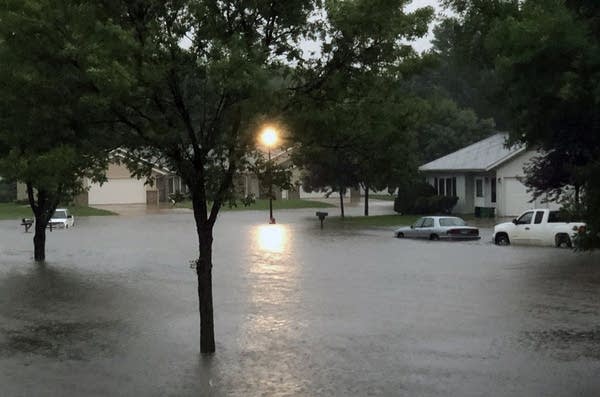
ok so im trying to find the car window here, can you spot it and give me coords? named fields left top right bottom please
left=412, top=218, right=425, bottom=228
left=534, top=211, right=544, bottom=224
left=516, top=211, right=534, bottom=225
left=422, top=218, right=434, bottom=228
left=53, top=210, right=67, bottom=218
left=439, top=217, right=466, bottom=227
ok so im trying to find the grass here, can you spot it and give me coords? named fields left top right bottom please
left=369, top=194, right=396, bottom=201
left=328, top=214, right=420, bottom=228
left=175, top=198, right=335, bottom=211
left=0, top=202, right=116, bottom=220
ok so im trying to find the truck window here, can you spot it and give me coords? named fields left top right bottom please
left=534, top=211, right=544, bottom=224
left=548, top=211, right=567, bottom=223
left=516, top=211, right=534, bottom=225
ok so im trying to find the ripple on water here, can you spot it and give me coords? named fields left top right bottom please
left=519, top=328, right=600, bottom=360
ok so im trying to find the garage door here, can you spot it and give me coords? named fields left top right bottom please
left=88, top=178, right=147, bottom=205
left=503, top=177, right=534, bottom=216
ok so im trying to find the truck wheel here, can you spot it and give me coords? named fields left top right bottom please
left=555, top=234, right=572, bottom=248
left=495, top=233, right=510, bottom=246
left=430, top=234, right=439, bottom=241
left=396, top=232, right=404, bottom=238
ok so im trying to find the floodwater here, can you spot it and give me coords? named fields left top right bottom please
left=1, top=208, right=599, bottom=396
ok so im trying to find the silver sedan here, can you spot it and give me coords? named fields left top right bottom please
left=394, top=216, right=480, bottom=241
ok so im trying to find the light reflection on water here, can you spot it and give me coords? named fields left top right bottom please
left=256, top=224, right=288, bottom=253
left=243, top=223, right=301, bottom=343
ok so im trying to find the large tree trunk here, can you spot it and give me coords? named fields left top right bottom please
left=197, top=226, right=215, bottom=353
left=192, top=195, right=216, bottom=354
left=364, top=186, right=369, bottom=216
left=339, top=189, right=345, bottom=218
left=33, top=216, right=47, bottom=262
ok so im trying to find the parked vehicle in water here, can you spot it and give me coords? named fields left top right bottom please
left=49, top=208, right=75, bottom=229
left=394, top=216, right=480, bottom=241
left=493, top=209, right=585, bottom=247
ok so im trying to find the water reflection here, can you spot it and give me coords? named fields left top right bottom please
left=256, top=224, right=288, bottom=253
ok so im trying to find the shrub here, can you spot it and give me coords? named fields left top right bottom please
left=394, top=190, right=458, bottom=215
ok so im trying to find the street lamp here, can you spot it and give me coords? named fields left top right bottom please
left=260, top=127, right=278, bottom=224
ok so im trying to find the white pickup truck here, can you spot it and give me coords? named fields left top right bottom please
left=493, top=209, right=585, bottom=247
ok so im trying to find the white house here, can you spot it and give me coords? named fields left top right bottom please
left=419, top=133, right=559, bottom=217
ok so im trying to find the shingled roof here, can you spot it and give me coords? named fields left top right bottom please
left=419, top=133, right=525, bottom=172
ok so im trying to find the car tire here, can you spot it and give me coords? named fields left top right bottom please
left=495, top=233, right=510, bottom=246
left=430, top=234, right=439, bottom=241
left=555, top=234, right=572, bottom=248
left=396, top=232, right=404, bottom=238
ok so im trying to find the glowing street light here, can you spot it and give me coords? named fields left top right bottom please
left=260, top=127, right=278, bottom=224
left=260, top=127, right=278, bottom=147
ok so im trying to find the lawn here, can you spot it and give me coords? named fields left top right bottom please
left=369, top=194, right=396, bottom=201
left=0, top=203, right=117, bottom=220
left=328, top=214, right=419, bottom=228
left=175, top=199, right=335, bottom=211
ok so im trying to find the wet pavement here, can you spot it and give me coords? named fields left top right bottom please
left=1, top=207, right=600, bottom=396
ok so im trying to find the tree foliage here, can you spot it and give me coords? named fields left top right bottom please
left=0, top=0, right=113, bottom=261
left=440, top=0, right=600, bottom=248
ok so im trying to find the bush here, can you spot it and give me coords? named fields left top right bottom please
left=394, top=188, right=458, bottom=215
left=394, top=182, right=436, bottom=213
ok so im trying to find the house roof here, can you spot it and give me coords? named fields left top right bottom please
left=419, top=133, right=525, bottom=173
left=111, top=149, right=172, bottom=176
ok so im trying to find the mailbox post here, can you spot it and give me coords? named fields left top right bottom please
left=316, top=211, right=328, bottom=229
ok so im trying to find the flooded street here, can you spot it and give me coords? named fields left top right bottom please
left=1, top=208, right=600, bottom=396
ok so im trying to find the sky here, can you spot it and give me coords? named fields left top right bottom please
left=406, top=0, right=445, bottom=52
left=298, top=0, right=446, bottom=58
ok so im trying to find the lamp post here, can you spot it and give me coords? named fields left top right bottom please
left=260, top=127, right=278, bottom=224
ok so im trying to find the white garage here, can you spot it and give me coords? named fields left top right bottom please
left=501, top=177, right=534, bottom=216
left=88, top=178, right=147, bottom=205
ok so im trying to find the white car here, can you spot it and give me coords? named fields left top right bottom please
left=493, top=209, right=585, bottom=247
left=49, top=208, right=75, bottom=229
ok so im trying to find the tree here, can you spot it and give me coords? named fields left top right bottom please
left=441, top=0, right=600, bottom=248
left=0, top=1, right=112, bottom=261
left=77, top=0, right=435, bottom=353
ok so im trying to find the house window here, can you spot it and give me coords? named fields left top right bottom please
left=439, top=179, right=445, bottom=196
left=434, top=178, right=438, bottom=193
left=476, top=179, right=483, bottom=198
left=491, top=178, right=497, bottom=203
left=452, top=177, right=457, bottom=197
left=445, top=178, right=452, bottom=196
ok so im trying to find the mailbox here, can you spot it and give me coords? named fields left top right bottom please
left=315, top=211, right=328, bottom=229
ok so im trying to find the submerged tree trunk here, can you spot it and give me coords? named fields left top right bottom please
left=196, top=226, right=215, bottom=353
left=27, top=184, right=55, bottom=263
left=33, top=216, right=47, bottom=262
left=192, top=194, right=216, bottom=354
left=339, top=189, right=345, bottom=218
left=364, top=186, right=369, bottom=216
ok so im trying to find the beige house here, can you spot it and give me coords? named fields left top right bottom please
left=17, top=154, right=184, bottom=206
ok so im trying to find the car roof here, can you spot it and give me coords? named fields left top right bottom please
left=420, top=216, right=463, bottom=220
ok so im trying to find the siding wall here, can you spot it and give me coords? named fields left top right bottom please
left=495, top=150, right=560, bottom=216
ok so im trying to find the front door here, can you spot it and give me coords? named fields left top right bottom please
left=417, top=217, right=435, bottom=239
left=474, top=177, right=485, bottom=208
